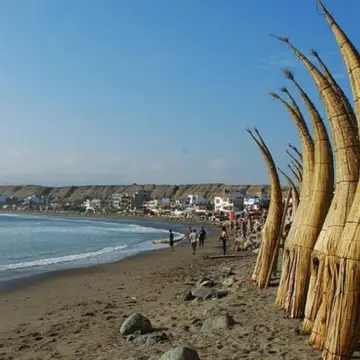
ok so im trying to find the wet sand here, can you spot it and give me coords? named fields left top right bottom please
left=0, top=227, right=322, bottom=360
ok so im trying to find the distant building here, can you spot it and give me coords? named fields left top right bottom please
left=131, top=190, right=151, bottom=209
left=0, top=193, right=6, bottom=204
left=214, top=190, right=244, bottom=212
left=187, top=194, right=208, bottom=206
left=23, top=195, right=41, bottom=205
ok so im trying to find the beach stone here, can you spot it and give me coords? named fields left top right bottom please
left=201, top=312, right=234, bottom=332
left=120, top=313, right=153, bottom=335
left=215, top=290, right=229, bottom=299
left=192, top=286, right=216, bottom=300
left=221, top=266, right=235, bottom=276
left=180, top=292, right=195, bottom=301
left=199, top=280, right=214, bottom=287
left=159, top=346, right=200, bottom=360
left=132, top=331, right=168, bottom=346
left=252, top=248, right=259, bottom=254
left=222, top=276, right=235, bottom=287
left=196, top=277, right=212, bottom=287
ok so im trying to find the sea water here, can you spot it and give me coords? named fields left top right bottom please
left=0, top=213, right=186, bottom=285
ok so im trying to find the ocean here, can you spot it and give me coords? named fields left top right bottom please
left=0, top=213, right=187, bottom=286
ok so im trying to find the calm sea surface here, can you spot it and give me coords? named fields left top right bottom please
left=0, top=213, right=188, bottom=285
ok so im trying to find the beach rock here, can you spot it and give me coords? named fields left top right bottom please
left=132, top=331, right=168, bottom=346
left=196, top=277, right=213, bottom=287
left=252, top=248, right=259, bottom=254
left=199, top=280, right=214, bottom=287
left=120, top=313, right=153, bottom=335
left=180, top=292, right=195, bottom=301
left=201, top=312, right=234, bottom=332
left=159, top=346, right=200, bottom=360
left=222, top=276, right=235, bottom=287
left=221, top=266, right=234, bottom=276
left=192, top=286, right=216, bottom=300
left=215, top=290, right=229, bottom=299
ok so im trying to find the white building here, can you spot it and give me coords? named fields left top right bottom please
left=145, top=199, right=159, bottom=210
left=214, top=190, right=244, bottom=212
left=0, top=193, right=6, bottom=204
left=243, top=196, right=261, bottom=210
left=187, top=194, right=207, bottom=206
left=214, top=196, right=231, bottom=212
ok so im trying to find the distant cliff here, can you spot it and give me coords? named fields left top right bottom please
left=0, top=184, right=289, bottom=202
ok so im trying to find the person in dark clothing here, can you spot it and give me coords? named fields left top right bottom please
left=198, top=227, right=206, bottom=248
left=169, top=229, right=174, bottom=251
left=219, top=226, right=229, bottom=256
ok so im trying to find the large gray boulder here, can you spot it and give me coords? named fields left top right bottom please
left=201, top=312, right=234, bottom=332
left=159, top=347, right=200, bottom=360
left=119, top=313, right=153, bottom=335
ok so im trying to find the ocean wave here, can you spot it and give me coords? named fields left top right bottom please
left=0, top=244, right=129, bottom=271
left=0, top=224, right=179, bottom=236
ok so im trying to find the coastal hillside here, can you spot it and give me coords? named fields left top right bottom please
left=0, top=184, right=289, bottom=201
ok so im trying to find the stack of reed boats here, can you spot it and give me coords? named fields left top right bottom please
left=248, top=1, right=360, bottom=358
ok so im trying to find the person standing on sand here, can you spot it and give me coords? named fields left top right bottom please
left=219, top=226, right=229, bottom=256
left=169, top=229, right=174, bottom=251
left=198, top=227, right=206, bottom=248
left=189, top=229, right=198, bottom=255
left=186, top=226, right=192, bottom=241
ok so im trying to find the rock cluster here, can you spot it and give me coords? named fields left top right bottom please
left=120, top=313, right=169, bottom=347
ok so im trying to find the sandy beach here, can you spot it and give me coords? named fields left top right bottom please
left=0, top=221, right=323, bottom=360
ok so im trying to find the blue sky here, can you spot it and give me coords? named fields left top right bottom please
left=0, top=0, right=359, bottom=186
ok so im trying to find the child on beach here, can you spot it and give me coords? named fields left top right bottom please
left=219, top=226, right=229, bottom=256
left=189, top=229, right=198, bottom=255
left=169, top=229, right=174, bottom=251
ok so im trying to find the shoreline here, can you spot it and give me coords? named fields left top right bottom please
left=0, top=212, right=216, bottom=295
left=0, top=223, right=322, bottom=360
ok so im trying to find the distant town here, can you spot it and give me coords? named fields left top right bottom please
left=0, top=186, right=279, bottom=220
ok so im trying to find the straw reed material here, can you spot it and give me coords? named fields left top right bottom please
left=309, top=2, right=360, bottom=358
left=247, top=128, right=283, bottom=289
left=288, top=163, right=302, bottom=190
left=286, top=150, right=303, bottom=171
left=270, top=90, right=315, bottom=313
left=280, top=69, right=335, bottom=320
left=288, top=144, right=303, bottom=162
left=317, top=0, right=360, bottom=137
left=310, top=49, right=357, bottom=132
left=273, top=37, right=359, bottom=322
left=278, top=167, right=300, bottom=215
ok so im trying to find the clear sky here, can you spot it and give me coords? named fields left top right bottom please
left=0, top=0, right=359, bottom=186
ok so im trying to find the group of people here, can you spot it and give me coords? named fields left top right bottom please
left=168, top=224, right=233, bottom=256
left=168, top=226, right=207, bottom=254
left=187, top=226, right=207, bottom=255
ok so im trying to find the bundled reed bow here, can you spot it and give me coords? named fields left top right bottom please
left=274, top=35, right=360, bottom=343
left=246, top=128, right=283, bottom=289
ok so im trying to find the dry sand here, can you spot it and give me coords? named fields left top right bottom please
left=0, top=229, right=322, bottom=360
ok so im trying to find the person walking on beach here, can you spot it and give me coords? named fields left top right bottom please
left=169, top=229, right=174, bottom=251
left=198, top=227, right=206, bottom=248
left=186, top=226, right=192, bottom=241
left=241, top=217, right=248, bottom=242
left=189, top=229, right=198, bottom=255
left=219, top=226, right=229, bottom=256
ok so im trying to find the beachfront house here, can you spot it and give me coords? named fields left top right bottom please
left=214, top=190, right=244, bottom=212
left=109, top=193, right=123, bottom=208
left=187, top=194, right=208, bottom=206
left=145, top=199, right=159, bottom=210
left=243, top=196, right=261, bottom=210
left=131, top=190, right=151, bottom=209
left=0, top=193, right=6, bottom=204
left=23, top=195, right=41, bottom=205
